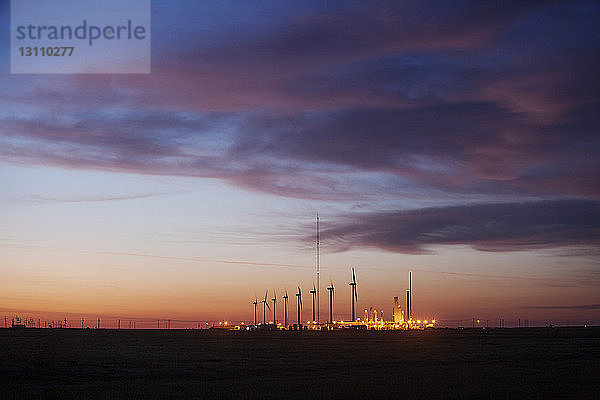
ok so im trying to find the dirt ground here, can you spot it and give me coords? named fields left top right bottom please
left=1, top=327, right=598, bottom=399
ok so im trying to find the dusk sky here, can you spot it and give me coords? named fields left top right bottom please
left=1, top=1, right=599, bottom=326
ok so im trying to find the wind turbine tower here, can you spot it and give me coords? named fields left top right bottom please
left=261, top=291, right=271, bottom=324
left=283, top=291, right=289, bottom=327
left=310, top=284, right=317, bottom=322
left=296, top=286, right=302, bottom=326
left=327, top=283, right=334, bottom=324
left=252, top=298, right=258, bottom=325
left=271, top=291, right=277, bottom=325
left=349, top=268, right=358, bottom=322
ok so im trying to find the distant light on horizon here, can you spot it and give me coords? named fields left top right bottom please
left=0, top=0, right=598, bottom=325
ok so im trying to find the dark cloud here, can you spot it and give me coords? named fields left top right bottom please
left=231, top=101, right=600, bottom=198
left=1, top=0, right=598, bottom=202
left=317, top=200, right=600, bottom=253
left=2, top=98, right=599, bottom=200
left=158, top=0, right=557, bottom=71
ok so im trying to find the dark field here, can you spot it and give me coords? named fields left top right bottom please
left=1, top=327, right=598, bottom=399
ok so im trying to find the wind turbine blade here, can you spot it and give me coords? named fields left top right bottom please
left=266, top=302, right=271, bottom=311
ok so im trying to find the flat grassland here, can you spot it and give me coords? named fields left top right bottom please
left=1, top=327, right=598, bottom=399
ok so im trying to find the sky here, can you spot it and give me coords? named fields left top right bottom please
left=1, top=0, right=599, bottom=327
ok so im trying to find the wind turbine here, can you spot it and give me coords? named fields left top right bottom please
left=296, top=286, right=302, bottom=326
left=283, top=290, right=289, bottom=327
left=261, top=291, right=271, bottom=325
left=349, top=268, right=358, bottom=322
left=327, top=282, right=334, bottom=324
left=310, top=284, right=317, bottom=322
left=252, top=298, right=258, bottom=326
left=271, top=291, right=277, bottom=325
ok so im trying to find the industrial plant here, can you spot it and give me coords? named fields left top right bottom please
left=241, top=216, right=437, bottom=331
left=244, top=268, right=436, bottom=331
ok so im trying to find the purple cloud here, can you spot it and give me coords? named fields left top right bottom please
left=1, top=0, right=598, bottom=203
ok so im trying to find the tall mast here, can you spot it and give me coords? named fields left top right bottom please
left=316, top=213, right=320, bottom=323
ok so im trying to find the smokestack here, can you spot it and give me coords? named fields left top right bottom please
left=409, top=270, right=413, bottom=319
left=406, top=289, right=411, bottom=321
